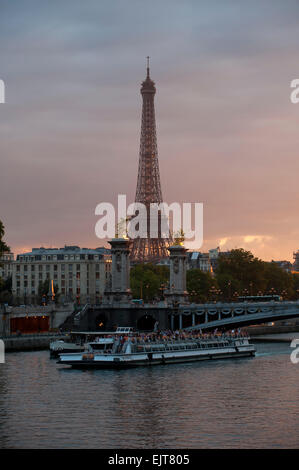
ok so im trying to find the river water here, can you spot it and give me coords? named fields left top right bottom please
left=0, top=342, right=298, bottom=449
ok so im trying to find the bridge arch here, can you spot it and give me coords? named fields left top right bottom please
left=137, top=314, right=156, bottom=331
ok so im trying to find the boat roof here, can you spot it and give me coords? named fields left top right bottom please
left=89, top=338, right=114, bottom=344
left=70, top=331, right=114, bottom=335
left=70, top=330, right=133, bottom=336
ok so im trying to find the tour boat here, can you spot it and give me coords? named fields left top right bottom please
left=57, top=332, right=256, bottom=368
left=50, top=327, right=134, bottom=358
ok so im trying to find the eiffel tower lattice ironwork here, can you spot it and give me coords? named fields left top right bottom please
left=130, top=58, right=171, bottom=263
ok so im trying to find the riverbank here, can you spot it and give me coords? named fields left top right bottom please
left=251, top=332, right=299, bottom=343
left=247, top=324, right=299, bottom=342
left=2, top=334, right=67, bottom=352
left=247, top=324, right=299, bottom=334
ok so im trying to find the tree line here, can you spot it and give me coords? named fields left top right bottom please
left=130, top=248, right=299, bottom=303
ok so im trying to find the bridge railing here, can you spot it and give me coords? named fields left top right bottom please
left=170, top=301, right=299, bottom=330
left=74, top=303, right=89, bottom=325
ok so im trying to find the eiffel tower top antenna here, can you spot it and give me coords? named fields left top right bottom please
left=146, top=56, right=150, bottom=78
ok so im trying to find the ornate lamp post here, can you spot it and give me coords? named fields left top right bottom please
left=159, top=283, right=166, bottom=300
left=269, top=287, right=276, bottom=299
left=190, top=290, right=197, bottom=303
left=243, top=288, right=249, bottom=297
left=215, top=288, right=222, bottom=302
left=145, top=284, right=150, bottom=302
left=281, top=289, right=288, bottom=300
left=227, top=280, right=232, bottom=302
left=209, top=285, right=218, bottom=303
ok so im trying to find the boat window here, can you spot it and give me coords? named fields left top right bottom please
left=91, top=344, right=106, bottom=350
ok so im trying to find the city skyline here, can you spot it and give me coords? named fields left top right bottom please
left=1, top=1, right=299, bottom=261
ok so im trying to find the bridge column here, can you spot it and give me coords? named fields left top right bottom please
left=171, top=314, right=174, bottom=330
left=192, top=313, right=195, bottom=326
left=165, top=245, right=188, bottom=305
left=103, top=238, right=132, bottom=304
left=179, top=314, right=182, bottom=330
left=218, top=311, right=221, bottom=321
left=205, top=312, right=208, bottom=324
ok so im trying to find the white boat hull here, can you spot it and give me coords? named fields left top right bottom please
left=50, top=341, right=85, bottom=358
left=58, top=343, right=256, bottom=368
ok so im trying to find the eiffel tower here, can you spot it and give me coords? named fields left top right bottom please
left=130, top=58, right=171, bottom=263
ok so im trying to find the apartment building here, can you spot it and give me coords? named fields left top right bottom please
left=12, top=246, right=111, bottom=304
left=0, top=252, right=14, bottom=281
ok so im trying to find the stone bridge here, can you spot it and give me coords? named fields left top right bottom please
left=173, top=301, right=299, bottom=331
left=75, top=300, right=299, bottom=332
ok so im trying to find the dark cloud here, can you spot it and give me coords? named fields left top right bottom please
left=1, top=0, right=299, bottom=260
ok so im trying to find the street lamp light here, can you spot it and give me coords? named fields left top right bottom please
left=281, top=289, right=288, bottom=300
left=269, top=287, right=276, bottom=299
left=190, top=290, right=197, bottom=303
left=145, top=284, right=150, bottom=302
left=159, top=283, right=166, bottom=300
left=209, top=285, right=218, bottom=303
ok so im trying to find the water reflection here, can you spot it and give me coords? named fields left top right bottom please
left=0, top=343, right=298, bottom=448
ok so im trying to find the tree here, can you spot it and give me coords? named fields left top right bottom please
left=130, top=264, right=169, bottom=300
left=0, top=221, right=9, bottom=257
left=292, top=273, right=299, bottom=299
left=0, top=220, right=10, bottom=300
left=262, top=261, right=294, bottom=299
left=215, top=248, right=295, bottom=300
left=0, top=276, right=12, bottom=304
left=215, top=248, right=266, bottom=296
left=187, top=269, right=216, bottom=303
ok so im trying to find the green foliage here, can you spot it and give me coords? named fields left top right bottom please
left=215, top=248, right=295, bottom=300
left=292, top=273, right=299, bottom=296
left=262, top=261, right=294, bottom=298
left=216, top=249, right=264, bottom=286
left=187, top=269, right=216, bottom=303
left=130, top=264, right=169, bottom=300
left=0, top=276, right=12, bottom=304
left=130, top=249, right=297, bottom=303
left=0, top=220, right=9, bottom=256
left=0, top=220, right=11, bottom=303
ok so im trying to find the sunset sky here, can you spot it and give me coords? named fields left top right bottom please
left=1, top=0, right=299, bottom=261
